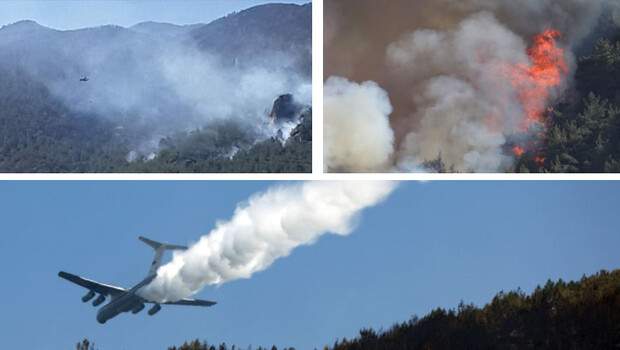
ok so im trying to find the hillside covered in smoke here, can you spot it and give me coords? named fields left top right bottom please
left=0, top=2, right=311, bottom=173
left=325, top=0, right=620, bottom=173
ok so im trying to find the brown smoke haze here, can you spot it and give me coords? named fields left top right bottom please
left=324, top=0, right=612, bottom=172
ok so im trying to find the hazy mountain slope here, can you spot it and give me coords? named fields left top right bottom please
left=0, top=2, right=312, bottom=173
left=0, top=5, right=311, bottom=172
left=190, top=3, right=311, bottom=76
left=0, top=67, right=130, bottom=172
left=130, top=21, right=204, bottom=38
left=123, top=110, right=312, bottom=173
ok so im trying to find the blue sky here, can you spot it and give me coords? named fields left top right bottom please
left=0, top=0, right=309, bottom=30
left=0, top=181, right=619, bottom=349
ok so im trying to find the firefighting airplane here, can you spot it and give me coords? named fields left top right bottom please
left=58, top=236, right=216, bottom=324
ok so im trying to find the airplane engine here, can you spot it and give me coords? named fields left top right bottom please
left=81, top=290, right=95, bottom=302
left=147, top=304, right=161, bottom=316
left=132, top=303, right=145, bottom=314
left=92, top=294, right=106, bottom=306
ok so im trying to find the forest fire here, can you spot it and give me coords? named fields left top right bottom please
left=512, top=146, right=525, bottom=157
left=535, top=156, right=545, bottom=167
left=507, top=29, right=568, bottom=129
left=505, top=29, right=568, bottom=162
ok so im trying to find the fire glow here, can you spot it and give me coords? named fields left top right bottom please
left=512, top=146, right=525, bottom=157
left=507, top=29, right=568, bottom=159
left=509, top=29, right=568, bottom=128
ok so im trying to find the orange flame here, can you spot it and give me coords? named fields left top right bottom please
left=506, top=29, right=568, bottom=129
left=534, top=156, right=545, bottom=166
left=505, top=29, right=568, bottom=162
left=512, top=146, right=525, bottom=157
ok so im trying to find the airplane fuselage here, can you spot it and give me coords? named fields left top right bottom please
left=96, top=292, right=144, bottom=324
left=95, top=274, right=156, bottom=323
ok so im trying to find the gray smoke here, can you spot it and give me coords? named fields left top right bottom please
left=387, top=12, right=529, bottom=172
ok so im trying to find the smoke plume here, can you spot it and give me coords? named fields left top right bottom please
left=140, top=181, right=397, bottom=302
left=324, top=0, right=608, bottom=172
left=53, top=39, right=309, bottom=157
left=324, top=77, right=395, bottom=172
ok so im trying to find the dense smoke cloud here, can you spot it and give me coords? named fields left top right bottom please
left=325, top=0, right=608, bottom=172
left=388, top=12, right=530, bottom=171
left=60, top=43, right=309, bottom=128
left=324, top=77, right=395, bottom=172
left=57, top=38, right=309, bottom=156
left=140, top=181, right=397, bottom=302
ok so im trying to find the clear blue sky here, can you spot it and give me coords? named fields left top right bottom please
left=0, top=0, right=309, bottom=30
left=0, top=181, right=619, bottom=350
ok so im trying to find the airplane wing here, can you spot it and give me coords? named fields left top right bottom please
left=165, top=298, right=217, bottom=307
left=58, top=271, right=126, bottom=296
left=147, top=298, right=217, bottom=307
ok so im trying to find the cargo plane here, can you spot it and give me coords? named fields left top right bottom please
left=58, top=236, right=216, bottom=324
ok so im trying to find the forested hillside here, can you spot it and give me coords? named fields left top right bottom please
left=0, top=69, right=312, bottom=172
left=73, top=269, right=619, bottom=349
left=516, top=10, right=620, bottom=172
left=0, top=66, right=130, bottom=172
left=123, top=110, right=312, bottom=173
left=0, top=3, right=311, bottom=173
left=157, top=269, right=620, bottom=350
left=190, top=3, right=311, bottom=76
left=331, top=269, right=620, bottom=350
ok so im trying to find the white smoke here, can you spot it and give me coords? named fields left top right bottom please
left=140, top=181, right=398, bottom=302
left=389, top=12, right=529, bottom=172
left=52, top=42, right=311, bottom=157
left=324, top=77, right=395, bottom=172
left=158, top=47, right=312, bottom=129
left=324, top=0, right=608, bottom=173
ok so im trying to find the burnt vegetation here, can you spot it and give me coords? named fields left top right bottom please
left=516, top=10, right=620, bottom=172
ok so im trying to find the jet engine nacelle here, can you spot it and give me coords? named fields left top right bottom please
left=132, top=303, right=145, bottom=314
left=147, top=304, right=161, bottom=316
left=92, top=294, right=106, bottom=306
left=82, top=290, right=96, bottom=302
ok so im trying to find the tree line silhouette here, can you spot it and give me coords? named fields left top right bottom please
left=76, top=268, right=620, bottom=350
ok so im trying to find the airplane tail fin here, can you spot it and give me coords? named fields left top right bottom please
left=139, top=236, right=187, bottom=251
left=139, top=236, right=187, bottom=276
